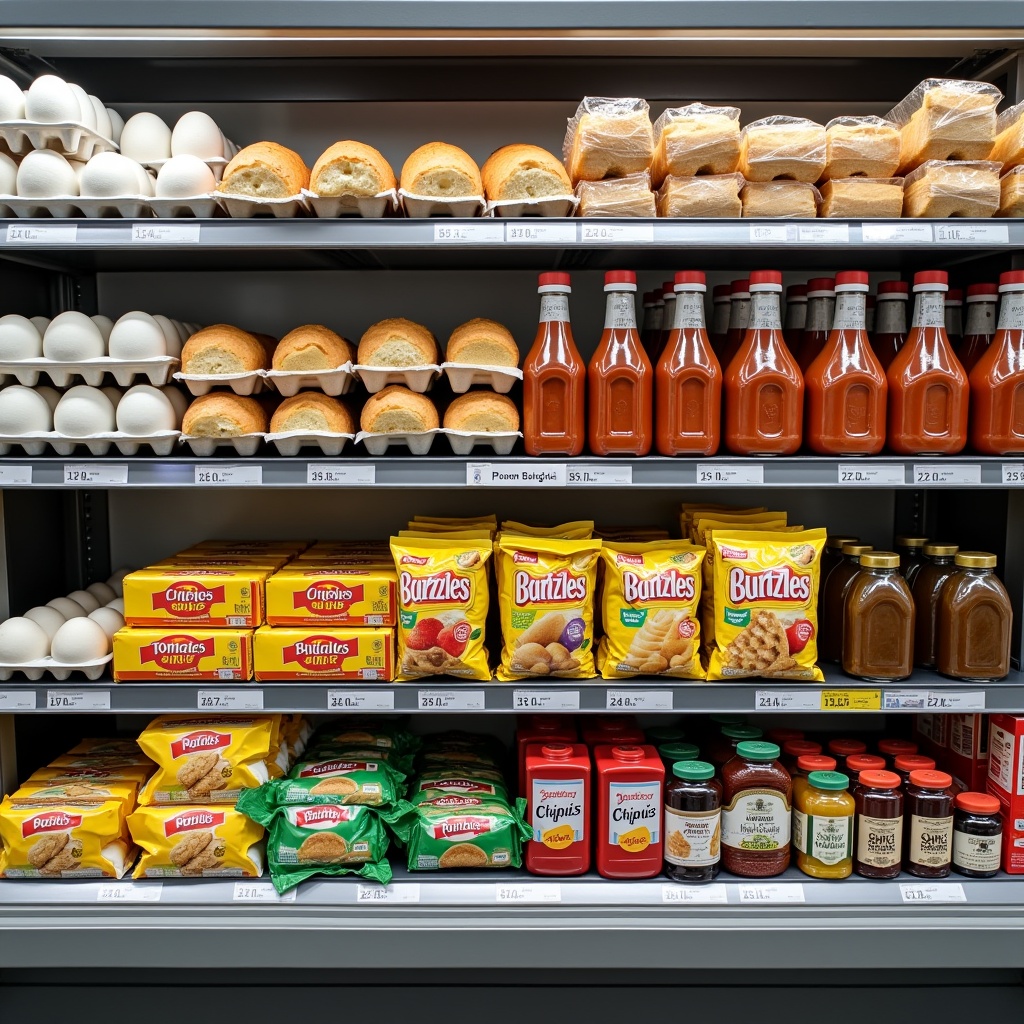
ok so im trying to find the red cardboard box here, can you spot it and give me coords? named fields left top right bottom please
left=944, top=714, right=989, bottom=792
left=986, top=715, right=1024, bottom=873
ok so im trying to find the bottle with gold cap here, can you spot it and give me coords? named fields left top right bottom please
left=910, top=542, right=959, bottom=668
left=894, top=535, right=928, bottom=583
left=821, top=542, right=874, bottom=662
left=937, top=552, right=1013, bottom=681
left=842, top=551, right=915, bottom=682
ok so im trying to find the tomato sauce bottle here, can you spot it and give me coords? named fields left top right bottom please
left=804, top=270, right=887, bottom=455
left=523, top=272, right=586, bottom=457
left=654, top=280, right=676, bottom=361
left=872, top=280, right=909, bottom=370
left=656, top=270, right=723, bottom=456
left=958, top=282, right=998, bottom=374
left=595, top=743, right=664, bottom=879
left=639, top=290, right=664, bottom=362
left=970, top=270, right=1024, bottom=454
left=723, top=269, right=804, bottom=455
left=945, top=288, right=964, bottom=351
left=517, top=714, right=578, bottom=797
left=721, top=278, right=751, bottom=366
left=887, top=270, right=969, bottom=456
left=588, top=270, right=653, bottom=456
left=525, top=742, right=591, bottom=876
left=784, top=283, right=808, bottom=353
left=710, top=283, right=732, bottom=353
left=866, top=293, right=876, bottom=336
left=796, top=277, right=836, bottom=372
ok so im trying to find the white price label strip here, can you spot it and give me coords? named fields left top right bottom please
left=862, top=223, right=933, bottom=243
left=696, top=464, right=763, bottom=485
left=579, top=223, right=654, bottom=243
left=797, top=223, right=849, bottom=243
left=496, top=883, right=561, bottom=903
left=467, top=462, right=566, bottom=487
left=899, top=882, right=966, bottom=903
left=513, top=689, right=580, bottom=711
left=233, top=881, right=295, bottom=902
left=434, top=223, right=503, bottom=243
left=0, top=691, right=35, bottom=709
left=197, top=689, right=264, bottom=711
left=505, top=222, right=576, bottom=244
left=567, top=466, right=632, bottom=486
left=837, top=464, right=905, bottom=486
left=748, top=224, right=794, bottom=242
left=913, top=464, right=981, bottom=485
left=663, top=883, right=729, bottom=904
left=935, top=224, right=1009, bottom=244
left=0, top=466, right=32, bottom=484
left=327, top=689, right=395, bottom=711
left=47, top=690, right=110, bottom=710
left=755, top=690, right=821, bottom=711
left=131, top=222, right=201, bottom=243
left=357, top=883, right=421, bottom=903
left=194, top=465, right=263, bottom=486
left=883, top=690, right=986, bottom=711
left=738, top=883, right=805, bottom=903
left=881, top=690, right=930, bottom=710
left=64, top=464, right=128, bottom=485
left=6, top=224, right=78, bottom=243
left=97, top=882, right=162, bottom=902
left=1002, top=464, right=1024, bottom=485
left=606, top=689, right=673, bottom=711
left=418, top=689, right=485, bottom=711
left=306, top=463, right=375, bottom=485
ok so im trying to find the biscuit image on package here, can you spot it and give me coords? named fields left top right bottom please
left=722, top=609, right=796, bottom=674
left=667, top=831, right=691, bottom=859
left=297, top=831, right=348, bottom=863
left=170, top=830, right=212, bottom=865
left=281, top=758, right=405, bottom=807
left=438, top=843, right=490, bottom=868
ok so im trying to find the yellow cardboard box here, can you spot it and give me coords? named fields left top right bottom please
left=113, top=627, right=253, bottom=681
left=123, top=567, right=269, bottom=627
left=265, top=565, right=396, bottom=627
left=254, top=626, right=394, bottom=681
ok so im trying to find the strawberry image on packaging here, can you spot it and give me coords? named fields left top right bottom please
left=253, top=626, right=394, bottom=681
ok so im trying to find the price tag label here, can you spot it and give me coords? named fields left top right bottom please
left=467, top=462, right=566, bottom=487
left=662, top=883, right=728, bottom=904
left=738, top=883, right=805, bottom=903
left=0, top=465, right=32, bottom=484
left=837, top=464, right=905, bottom=486
left=913, top=464, right=981, bottom=486
left=696, top=463, right=764, bottom=485
left=496, top=883, right=561, bottom=903
left=882, top=690, right=930, bottom=710
left=606, top=689, right=673, bottom=711
left=862, top=223, right=933, bottom=243
left=197, top=689, right=264, bottom=711
left=46, top=690, right=110, bottom=710
left=579, top=223, right=654, bottom=243
left=935, top=224, right=1009, bottom=244
left=924, top=691, right=986, bottom=710
left=566, top=466, right=632, bottom=486
left=6, top=224, right=78, bottom=243
left=798, top=223, right=849, bottom=243
left=1002, top=463, right=1024, bottom=485
left=513, top=690, right=580, bottom=711
left=357, top=883, right=421, bottom=903
left=97, top=882, right=161, bottom=902
left=820, top=689, right=881, bottom=711
left=0, top=690, right=35, bottom=709
left=418, top=689, right=485, bottom=711
left=306, top=463, right=375, bottom=485
left=505, top=222, right=577, bottom=244
left=64, top=464, right=128, bottom=485
left=233, top=881, right=296, bottom=902
left=433, top=223, right=503, bottom=243
left=755, top=690, right=821, bottom=711
left=899, top=882, right=966, bottom=903
left=194, top=465, right=262, bottom=486
left=327, top=689, right=396, bottom=711
left=748, top=224, right=794, bottom=242
left=131, top=222, right=202, bottom=243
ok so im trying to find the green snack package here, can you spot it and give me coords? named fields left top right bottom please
left=414, top=768, right=511, bottom=803
left=303, top=744, right=416, bottom=778
left=314, top=722, right=420, bottom=755
left=271, top=757, right=407, bottom=807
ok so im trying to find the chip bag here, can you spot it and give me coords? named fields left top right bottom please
left=708, top=529, right=826, bottom=681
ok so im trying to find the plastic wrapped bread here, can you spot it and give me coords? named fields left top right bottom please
left=991, top=100, right=1024, bottom=172
left=902, top=160, right=1001, bottom=218
left=650, top=103, right=741, bottom=185
left=577, top=172, right=656, bottom=217
left=998, top=166, right=1024, bottom=217
left=741, top=180, right=820, bottom=219
left=819, top=178, right=904, bottom=219
left=563, top=96, right=655, bottom=183
left=888, top=79, right=1002, bottom=174
left=823, top=116, right=901, bottom=180
left=657, top=173, right=743, bottom=217
left=738, top=116, right=826, bottom=183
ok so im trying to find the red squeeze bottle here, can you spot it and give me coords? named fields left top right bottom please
left=710, top=283, right=732, bottom=353
left=866, top=293, right=876, bottom=336
left=654, top=279, right=677, bottom=360
left=525, top=742, right=592, bottom=876
left=958, top=281, right=998, bottom=374
left=796, top=276, right=836, bottom=372
left=945, top=287, right=964, bottom=350
left=721, top=278, right=751, bottom=366
left=873, top=280, right=909, bottom=370
left=640, top=290, right=664, bottom=362
left=582, top=717, right=645, bottom=747
left=595, top=744, right=665, bottom=879
left=784, top=283, right=808, bottom=353
left=516, top=715, right=578, bottom=797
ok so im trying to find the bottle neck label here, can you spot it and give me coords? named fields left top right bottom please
left=673, top=292, right=706, bottom=331
left=539, top=293, right=570, bottom=324
left=965, top=301, right=996, bottom=337
left=605, top=290, right=637, bottom=330
left=832, top=292, right=866, bottom=332
left=912, top=291, right=945, bottom=329
left=945, top=305, right=963, bottom=336
left=806, top=296, right=835, bottom=333
left=784, top=303, right=807, bottom=332
left=712, top=301, right=731, bottom=336
left=997, top=291, right=1024, bottom=332
left=876, top=297, right=907, bottom=336
left=728, top=296, right=750, bottom=331
left=748, top=291, right=782, bottom=331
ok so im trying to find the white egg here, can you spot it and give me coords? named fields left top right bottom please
left=80, top=152, right=145, bottom=197
left=25, top=75, right=80, bottom=123
left=53, top=385, right=116, bottom=436
left=0, top=385, right=53, bottom=433
left=88, top=606, right=124, bottom=639
left=43, top=310, right=105, bottom=360
left=35, top=386, right=60, bottom=412
left=101, top=386, right=122, bottom=409
left=17, top=149, right=79, bottom=197
left=106, top=568, right=131, bottom=596
left=171, top=112, right=224, bottom=159
left=47, top=595, right=86, bottom=619
left=67, top=588, right=100, bottom=613
left=23, top=605, right=66, bottom=641
left=108, top=311, right=166, bottom=359
left=91, top=314, right=114, bottom=347
left=161, top=386, right=189, bottom=425
left=0, top=616, right=50, bottom=662
left=171, top=320, right=189, bottom=343
left=67, top=84, right=96, bottom=130
left=138, top=169, right=156, bottom=197
left=86, top=581, right=117, bottom=605
left=106, top=596, right=125, bottom=612
left=119, top=112, right=171, bottom=162
left=106, top=108, right=124, bottom=143
left=88, top=96, right=112, bottom=139
left=0, top=151, right=17, bottom=195
left=0, top=75, right=25, bottom=120
left=116, top=384, right=176, bottom=434
left=0, top=314, right=43, bottom=358
left=155, top=154, right=217, bottom=198
left=152, top=315, right=182, bottom=357
left=31, top=316, right=50, bottom=335
left=51, top=616, right=110, bottom=662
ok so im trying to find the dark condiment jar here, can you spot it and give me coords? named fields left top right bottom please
left=910, top=542, right=959, bottom=668
left=792, top=755, right=837, bottom=807
left=647, top=725, right=686, bottom=746
left=842, top=552, right=915, bottom=682
left=781, top=739, right=822, bottom=774
left=854, top=769, right=904, bottom=879
left=720, top=741, right=793, bottom=878
left=845, top=754, right=886, bottom=794
left=893, top=753, right=936, bottom=788
left=952, top=791, right=1003, bottom=878
left=827, top=738, right=867, bottom=776
left=877, top=737, right=918, bottom=769
left=895, top=535, right=928, bottom=583
left=658, top=742, right=700, bottom=770
left=904, top=769, right=955, bottom=878
left=821, top=543, right=874, bottom=662
left=819, top=534, right=859, bottom=624
left=765, top=727, right=804, bottom=747
left=708, top=724, right=763, bottom=770
left=664, top=760, right=723, bottom=882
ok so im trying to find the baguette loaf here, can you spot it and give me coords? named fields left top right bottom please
left=181, top=324, right=268, bottom=375
left=577, top=172, right=656, bottom=218
left=741, top=180, right=820, bottom=219
left=481, top=143, right=572, bottom=201
left=445, top=319, right=519, bottom=366
left=999, top=166, right=1024, bottom=217
left=273, top=325, right=354, bottom=371
left=823, top=117, right=901, bottom=180
left=218, top=141, right=310, bottom=198
left=564, top=97, right=654, bottom=183
left=991, top=100, right=1024, bottom=173
left=903, top=160, right=1001, bottom=218
left=651, top=104, right=741, bottom=185
left=310, top=140, right=396, bottom=197
left=357, top=318, right=438, bottom=367
left=400, top=142, right=482, bottom=198
left=739, top=117, right=826, bottom=183
left=819, top=178, right=904, bottom=219
left=269, top=392, right=355, bottom=433
left=182, top=393, right=267, bottom=436
left=360, top=385, right=439, bottom=433
left=443, top=392, right=520, bottom=433
left=657, top=173, right=743, bottom=218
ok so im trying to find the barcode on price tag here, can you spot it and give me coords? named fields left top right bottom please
left=696, top=464, right=763, bottom=485
left=505, top=222, right=576, bottom=244
left=194, top=465, right=262, bottom=486
left=131, top=223, right=201, bottom=243
left=357, top=883, right=421, bottom=903
left=513, top=690, right=580, bottom=711
left=434, top=223, right=503, bottom=243
left=738, top=883, right=805, bottom=903
left=47, top=690, right=110, bottom=710
left=899, top=882, right=966, bottom=903
left=837, top=464, right=905, bottom=486
left=6, top=224, right=78, bottom=243
left=64, top=464, right=128, bottom=485
left=606, top=690, right=673, bottom=711
left=197, top=689, right=264, bottom=710
left=579, top=223, right=654, bottom=243
left=307, top=464, right=375, bottom=485
left=233, top=881, right=296, bottom=902
left=755, top=690, right=820, bottom=711
left=496, top=883, right=561, bottom=903
left=913, top=464, right=981, bottom=485
left=663, top=883, right=728, bottom=904
left=327, top=689, right=395, bottom=711
left=418, top=689, right=485, bottom=710
left=0, top=466, right=32, bottom=485
left=97, top=882, right=162, bottom=902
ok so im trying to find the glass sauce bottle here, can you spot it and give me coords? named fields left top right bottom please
left=904, top=769, right=955, bottom=878
left=842, top=551, right=915, bottom=682
left=523, top=272, right=586, bottom=457
left=639, top=290, right=664, bottom=362
left=872, top=279, right=908, bottom=371
left=723, top=269, right=804, bottom=456
left=854, top=769, right=903, bottom=879
left=793, top=770, right=854, bottom=879
left=827, top=738, right=867, bottom=777
left=588, top=270, right=653, bottom=456
left=895, top=535, right=929, bottom=583
left=781, top=739, right=823, bottom=775
left=654, top=280, right=676, bottom=362
left=804, top=270, right=887, bottom=455
left=957, top=282, right=997, bottom=374
left=796, top=276, right=836, bottom=373
left=783, top=283, right=808, bottom=354
left=664, top=760, right=722, bottom=883
left=846, top=753, right=886, bottom=784
left=658, top=742, right=701, bottom=771
left=820, top=542, right=874, bottom=662
left=656, top=270, right=723, bottom=456
left=910, top=542, right=959, bottom=668
left=877, top=738, right=918, bottom=769
left=710, top=283, right=732, bottom=354
left=720, top=278, right=750, bottom=367
left=792, top=754, right=837, bottom=806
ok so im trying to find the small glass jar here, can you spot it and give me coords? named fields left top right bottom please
left=904, top=769, right=955, bottom=878
left=821, top=543, right=875, bottom=662
left=854, top=769, right=904, bottom=879
left=665, top=760, right=722, bottom=883
left=894, top=535, right=928, bottom=583
left=845, top=754, right=886, bottom=789
left=794, top=770, right=855, bottom=879
left=843, top=551, right=915, bottom=682
left=781, top=739, right=822, bottom=774
left=828, top=738, right=867, bottom=776
left=792, top=754, right=837, bottom=806
left=647, top=725, right=686, bottom=746
left=893, top=753, right=936, bottom=788
left=877, top=738, right=918, bottom=769
left=708, top=724, right=763, bottom=770
left=910, top=542, right=959, bottom=668
left=952, top=791, right=1002, bottom=878
left=765, top=727, right=805, bottom=747
left=658, top=742, right=701, bottom=770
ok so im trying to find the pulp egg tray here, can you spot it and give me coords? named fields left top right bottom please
left=303, top=188, right=400, bottom=219
left=355, top=429, right=438, bottom=456
left=398, top=190, right=485, bottom=218
left=0, top=431, right=180, bottom=457
left=173, top=370, right=263, bottom=396
left=143, top=155, right=228, bottom=181
left=213, top=192, right=309, bottom=218
left=352, top=364, right=440, bottom=394
left=0, top=652, right=113, bottom=682
left=442, top=429, right=521, bottom=456
left=441, top=362, right=522, bottom=394
left=2, top=196, right=84, bottom=219
left=0, top=120, right=118, bottom=161
left=262, top=364, right=355, bottom=397
left=485, top=195, right=578, bottom=218
left=148, top=195, right=221, bottom=219
left=265, top=430, right=355, bottom=457
left=180, top=433, right=263, bottom=457
left=0, top=356, right=179, bottom=388
left=75, top=196, right=153, bottom=219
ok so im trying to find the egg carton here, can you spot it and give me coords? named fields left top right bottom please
left=0, top=198, right=14, bottom=217
left=213, top=192, right=309, bottom=218
left=441, top=362, right=523, bottom=395
left=398, top=190, right=486, bottom=218
left=0, top=652, right=113, bottom=682
left=262, top=364, right=356, bottom=398
left=173, top=370, right=263, bottom=396
left=302, top=188, right=400, bottom=219
left=76, top=196, right=153, bottom=219
left=352, top=364, right=440, bottom=394
left=485, top=195, right=579, bottom=218
left=0, top=356, right=179, bottom=388
left=0, top=120, right=118, bottom=162
left=180, top=433, right=263, bottom=457
left=46, top=430, right=180, bottom=457
left=143, top=155, right=228, bottom=181
left=0, top=432, right=52, bottom=456
left=355, top=429, right=438, bottom=456
left=148, top=195, right=221, bottom=219
left=442, top=429, right=521, bottom=456
left=3, top=195, right=83, bottom=218
left=265, top=430, right=355, bottom=457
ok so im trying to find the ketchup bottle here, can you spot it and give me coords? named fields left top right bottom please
left=656, top=270, right=723, bottom=456
left=654, top=279, right=676, bottom=361
left=866, top=293, right=876, bottom=336
left=804, top=270, right=887, bottom=455
left=958, top=282, right=998, bottom=374
left=595, top=744, right=664, bottom=879
left=969, top=270, right=1024, bottom=454
left=945, top=288, right=964, bottom=351
left=639, top=290, right=664, bottom=362
left=517, top=715, right=578, bottom=797
left=873, top=280, right=909, bottom=370
left=721, top=278, right=751, bottom=366
left=710, top=283, right=732, bottom=353
left=525, top=742, right=591, bottom=876
left=796, top=277, right=836, bottom=372
left=887, top=270, right=969, bottom=456
left=723, top=269, right=804, bottom=455
left=784, top=283, right=808, bottom=353
left=523, top=272, right=586, bottom=457
left=588, top=270, right=653, bottom=456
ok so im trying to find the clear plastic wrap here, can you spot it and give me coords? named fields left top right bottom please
left=656, top=172, right=743, bottom=218
left=738, top=116, right=826, bottom=183
left=741, top=180, right=820, bottom=219
left=819, top=177, right=905, bottom=219
left=902, top=160, right=1001, bottom=218
left=992, top=99, right=1024, bottom=173
left=651, top=103, right=741, bottom=184
left=886, top=78, right=1002, bottom=174
left=998, top=165, right=1024, bottom=217
left=823, top=116, right=901, bottom=180
left=576, top=171, right=656, bottom=218
left=563, top=96, right=654, bottom=184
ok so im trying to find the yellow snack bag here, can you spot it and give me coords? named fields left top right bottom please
left=708, top=529, right=827, bottom=682
left=496, top=536, right=602, bottom=680
left=10, top=779, right=139, bottom=809
left=412, top=514, right=498, bottom=527
left=597, top=541, right=705, bottom=679
left=501, top=520, right=595, bottom=539
left=397, top=529, right=495, bottom=540
left=390, top=536, right=492, bottom=680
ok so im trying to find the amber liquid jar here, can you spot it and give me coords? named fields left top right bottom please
left=820, top=543, right=874, bottom=662
left=904, top=769, right=955, bottom=878
left=819, top=535, right=859, bottom=626
left=895, top=535, right=928, bottom=583
left=854, top=769, right=904, bottom=879
left=664, top=760, right=722, bottom=882
left=910, top=543, right=959, bottom=668
left=842, top=552, right=915, bottom=682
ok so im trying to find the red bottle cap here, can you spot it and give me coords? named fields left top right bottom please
left=913, top=270, right=948, bottom=289
left=877, top=738, right=917, bottom=756
left=731, top=278, right=751, bottom=294
left=674, top=270, right=706, bottom=287
left=766, top=727, right=804, bottom=744
left=538, top=272, right=570, bottom=289
left=835, top=270, right=869, bottom=288
left=967, top=282, right=998, bottom=299
left=955, top=791, right=1001, bottom=815
left=859, top=770, right=901, bottom=789
left=611, top=744, right=646, bottom=762
left=604, top=270, right=637, bottom=291
left=749, top=270, right=783, bottom=287
left=895, top=753, right=936, bottom=773
left=530, top=715, right=566, bottom=732
left=828, top=738, right=867, bottom=757
left=713, top=283, right=731, bottom=300
left=908, top=769, right=953, bottom=789
left=796, top=754, right=837, bottom=772
left=786, top=284, right=808, bottom=299
left=878, top=280, right=909, bottom=295
left=662, top=280, right=676, bottom=297
left=783, top=739, right=822, bottom=758
left=846, top=753, right=886, bottom=774
left=946, top=288, right=963, bottom=302
left=999, top=270, right=1024, bottom=289
left=541, top=743, right=574, bottom=760
left=807, top=276, right=837, bottom=294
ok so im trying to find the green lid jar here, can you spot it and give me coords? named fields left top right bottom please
left=659, top=742, right=700, bottom=767
left=794, top=769, right=854, bottom=880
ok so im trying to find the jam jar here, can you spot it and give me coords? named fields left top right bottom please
left=952, top=791, right=1002, bottom=878
left=904, top=769, right=955, bottom=878
left=854, top=770, right=904, bottom=879
left=664, top=760, right=722, bottom=883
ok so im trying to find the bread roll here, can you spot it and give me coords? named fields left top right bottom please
left=991, top=100, right=1024, bottom=173
left=903, top=160, right=1000, bottom=218
left=577, top=172, right=656, bottom=218
left=218, top=142, right=310, bottom=198
left=739, top=117, right=826, bottom=183
left=651, top=104, right=741, bottom=185
left=564, top=97, right=655, bottom=183
left=481, top=144, right=572, bottom=201
left=443, top=392, right=520, bottom=433
left=273, top=325, right=354, bottom=371
left=445, top=319, right=519, bottom=366
left=999, top=166, right=1024, bottom=217
left=357, top=318, right=438, bottom=367
left=400, top=142, right=482, bottom=198
left=269, top=392, right=355, bottom=433
left=310, top=140, right=396, bottom=197
left=657, top=173, right=742, bottom=218
left=823, top=117, right=901, bottom=180
left=741, top=180, right=820, bottom=219
left=182, top=393, right=267, bottom=436
left=819, top=178, right=904, bottom=219
left=252, top=333, right=278, bottom=367
left=181, top=324, right=268, bottom=375
left=360, top=385, right=439, bottom=433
